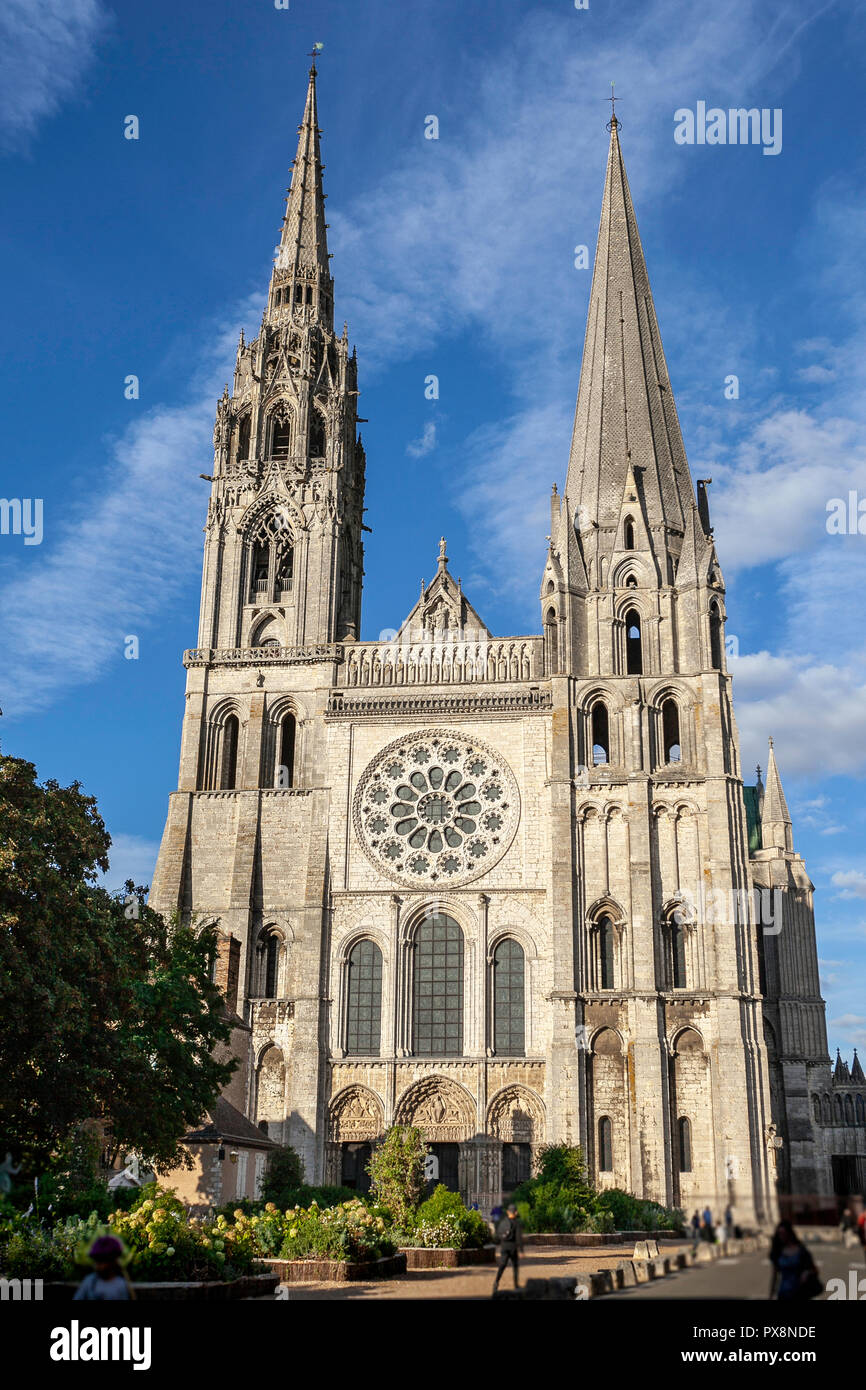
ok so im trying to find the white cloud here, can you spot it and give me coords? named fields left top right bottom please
left=406, top=421, right=437, bottom=458
left=828, top=1013, right=866, bottom=1050
left=101, top=832, right=160, bottom=896
left=0, top=296, right=262, bottom=718
left=730, top=650, right=866, bottom=777
left=0, top=0, right=108, bottom=150
left=832, top=871, right=866, bottom=901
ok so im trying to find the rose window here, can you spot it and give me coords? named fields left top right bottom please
left=354, top=730, right=520, bottom=887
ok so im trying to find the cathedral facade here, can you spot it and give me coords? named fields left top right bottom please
left=150, top=65, right=865, bottom=1221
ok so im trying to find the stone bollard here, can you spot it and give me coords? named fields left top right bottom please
left=632, top=1260, right=650, bottom=1283
left=617, top=1259, right=638, bottom=1287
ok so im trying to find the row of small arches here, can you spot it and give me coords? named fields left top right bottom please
left=231, top=404, right=327, bottom=464
left=813, top=1092, right=866, bottom=1128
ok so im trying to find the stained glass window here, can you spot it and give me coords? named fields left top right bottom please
left=345, top=940, right=382, bottom=1056
left=493, top=938, right=525, bottom=1056
left=413, top=915, right=463, bottom=1056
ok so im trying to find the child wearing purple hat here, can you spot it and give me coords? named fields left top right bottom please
left=73, top=1235, right=134, bottom=1301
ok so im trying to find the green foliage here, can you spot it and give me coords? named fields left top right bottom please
left=258, top=1145, right=304, bottom=1206
left=367, top=1126, right=426, bottom=1229
left=412, top=1185, right=490, bottom=1249
left=594, top=1188, right=683, bottom=1233
left=275, top=1199, right=393, bottom=1262
left=511, top=1148, right=684, bottom=1234
left=214, top=1185, right=356, bottom=1222
left=0, top=751, right=235, bottom=1172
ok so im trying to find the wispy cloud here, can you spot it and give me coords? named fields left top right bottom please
left=0, top=296, right=261, bottom=718
left=0, top=0, right=109, bottom=151
left=731, top=651, right=866, bottom=777
left=100, top=832, right=160, bottom=895
left=832, top=870, right=866, bottom=901
left=406, top=421, right=437, bottom=458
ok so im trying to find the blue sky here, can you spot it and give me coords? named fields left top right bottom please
left=0, top=0, right=864, bottom=1056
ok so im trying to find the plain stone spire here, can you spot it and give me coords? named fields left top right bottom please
left=565, top=115, right=696, bottom=557
left=762, top=737, right=794, bottom=852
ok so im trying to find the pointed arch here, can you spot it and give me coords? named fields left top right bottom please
left=625, top=607, right=642, bottom=674
left=623, top=516, right=635, bottom=550
left=709, top=599, right=724, bottom=671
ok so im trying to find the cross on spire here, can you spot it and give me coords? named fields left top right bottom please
left=608, top=81, right=620, bottom=131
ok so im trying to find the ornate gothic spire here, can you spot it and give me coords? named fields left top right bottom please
left=565, top=115, right=696, bottom=547
left=762, top=737, right=793, bottom=853
left=268, top=61, right=333, bottom=327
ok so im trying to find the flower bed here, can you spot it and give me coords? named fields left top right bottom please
left=401, top=1245, right=496, bottom=1269
left=223, top=1198, right=395, bottom=1264
left=38, top=1272, right=280, bottom=1302
left=266, top=1253, right=406, bottom=1283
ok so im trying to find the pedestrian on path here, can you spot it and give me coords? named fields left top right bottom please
left=768, top=1221, right=822, bottom=1301
left=690, top=1210, right=701, bottom=1249
left=701, top=1205, right=715, bottom=1242
left=492, top=1202, right=524, bottom=1294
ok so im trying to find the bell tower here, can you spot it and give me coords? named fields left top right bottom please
left=199, top=60, right=365, bottom=651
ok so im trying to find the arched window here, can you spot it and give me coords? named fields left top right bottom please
left=625, top=608, right=642, bottom=674
left=345, top=940, right=383, bottom=1056
left=598, top=1116, right=613, bottom=1172
left=251, top=537, right=270, bottom=595
left=591, top=702, right=609, bottom=765
left=545, top=607, right=559, bottom=674
left=845, top=1094, right=855, bottom=1127
left=493, top=938, right=525, bottom=1056
left=310, top=411, right=326, bottom=458
left=812, top=1095, right=822, bottom=1125
left=834, top=1095, right=843, bottom=1123
left=623, top=517, right=635, bottom=550
left=270, top=409, right=291, bottom=459
left=412, top=914, right=463, bottom=1056
left=599, top=915, right=615, bottom=989
left=275, top=545, right=294, bottom=595
left=220, top=714, right=239, bottom=789
left=678, top=1116, right=692, bottom=1172
left=822, top=1095, right=832, bottom=1125
left=856, top=1096, right=865, bottom=1126
left=255, top=928, right=283, bottom=998
left=709, top=601, right=723, bottom=671
left=236, top=413, right=251, bottom=463
left=669, top=917, right=687, bottom=989
left=276, top=712, right=296, bottom=788
left=662, top=699, right=681, bottom=763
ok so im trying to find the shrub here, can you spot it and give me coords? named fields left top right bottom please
left=512, top=1145, right=599, bottom=1233
left=275, top=1199, right=393, bottom=1263
left=412, top=1185, right=491, bottom=1249
left=594, top=1188, right=682, bottom=1233
left=257, top=1145, right=304, bottom=1207
left=367, top=1126, right=426, bottom=1229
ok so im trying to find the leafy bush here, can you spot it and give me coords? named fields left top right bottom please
left=412, top=1185, right=491, bottom=1249
left=512, top=1145, right=599, bottom=1233
left=0, top=1186, right=258, bottom=1284
left=258, top=1146, right=304, bottom=1207
left=214, top=1185, right=356, bottom=1223
left=367, top=1126, right=426, bottom=1229
left=276, top=1199, right=393, bottom=1262
left=594, top=1188, right=682, bottom=1233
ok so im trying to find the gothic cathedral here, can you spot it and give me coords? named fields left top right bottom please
left=151, top=64, right=866, bottom=1220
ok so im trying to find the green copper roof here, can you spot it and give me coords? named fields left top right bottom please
left=743, top=785, right=762, bottom=854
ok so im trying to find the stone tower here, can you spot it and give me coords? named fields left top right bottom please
left=150, top=75, right=862, bottom=1220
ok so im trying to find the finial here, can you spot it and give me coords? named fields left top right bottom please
left=768, top=735, right=774, bottom=749
left=607, top=81, right=620, bottom=132
left=552, top=482, right=558, bottom=495
left=309, top=42, right=324, bottom=73
left=438, top=536, right=448, bottom=568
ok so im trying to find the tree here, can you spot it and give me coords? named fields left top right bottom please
left=258, top=1145, right=305, bottom=1206
left=0, top=752, right=235, bottom=1172
left=367, top=1125, right=426, bottom=1228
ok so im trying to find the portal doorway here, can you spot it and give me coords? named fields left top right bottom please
left=340, top=1142, right=372, bottom=1194
left=425, top=1142, right=460, bottom=1194
left=502, top=1142, right=532, bottom=1193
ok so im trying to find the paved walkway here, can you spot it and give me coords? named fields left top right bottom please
left=273, top=1239, right=690, bottom=1300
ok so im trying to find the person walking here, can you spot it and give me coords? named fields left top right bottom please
left=768, top=1221, right=822, bottom=1301
left=492, top=1202, right=524, bottom=1294
left=723, top=1205, right=734, bottom=1243
left=690, top=1210, right=701, bottom=1249
left=74, top=1235, right=134, bottom=1301
left=701, top=1205, right=714, bottom=1242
